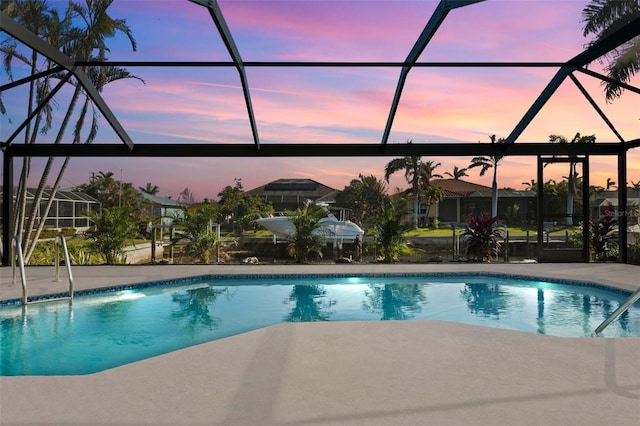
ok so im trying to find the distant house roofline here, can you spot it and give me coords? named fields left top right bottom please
left=246, top=178, right=336, bottom=194
left=139, top=191, right=184, bottom=207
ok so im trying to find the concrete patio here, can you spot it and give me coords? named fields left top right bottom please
left=1, top=263, right=639, bottom=425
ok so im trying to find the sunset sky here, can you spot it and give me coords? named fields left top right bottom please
left=1, top=0, right=638, bottom=201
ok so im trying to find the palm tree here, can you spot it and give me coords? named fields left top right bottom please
left=468, top=135, right=504, bottom=218
left=384, top=151, right=421, bottom=229
left=85, top=206, right=138, bottom=264
left=171, top=204, right=219, bottom=264
left=605, top=177, right=616, bottom=190
left=177, top=187, right=195, bottom=204
left=384, top=140, right=441, bottom=229
left=286, top=201, right=326, bottom=264
left=335, top=174, right=388, bottom=231
left=420, top=160, right=443, bottom=183
left=139, top=183, right=160, bottom=195
left=444, top=166, right=469, bottom=180
left=421, top=183, right=445, bottom=221
left=3, top=0, right=140, bottom=262
left=522, top=179, right=537, bottom=191
left=549, top=133, right=596, bottom=225
left=2, top=0, right=62, bottom=245
left=371, top=197, right=410, bottom=263
left=24, top=65, right=143, bottom=262
left=582, top=0, right=640, bottom=102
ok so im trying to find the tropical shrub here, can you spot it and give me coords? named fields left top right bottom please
left=285, top=202, right=326, bottom=263
left=171, top=204, right=219, bottom=263
left=629, top=240, right=640, bottom=265
left=27, top=237, right=102, bottom=265
left=334, top=174, right=388, bottom=231
left=590, top=215, right=617, bottom=261
left=218, top=178, right=274, bottom=235
left=85, top=207, right=139, bottom=265
left=371, top=197, right=410, bottom=263
left=462, top=214, right=502, bottom=262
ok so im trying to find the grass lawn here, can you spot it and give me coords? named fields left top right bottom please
left=243, top=225, right=578, bottom=239
left=404, top=226, right=575, bottom=237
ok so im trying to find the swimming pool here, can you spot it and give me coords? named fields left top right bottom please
left=2, top=273, right=639, bottom=376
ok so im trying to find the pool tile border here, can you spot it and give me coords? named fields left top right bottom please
left=0, top=271, right=633, bottom=306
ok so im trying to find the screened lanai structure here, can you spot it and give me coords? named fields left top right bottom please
left=0, top=187, right=99, bottom=230
left=1, top=0, right=639, bottom=265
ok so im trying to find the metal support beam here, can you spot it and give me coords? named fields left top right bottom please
left=5, top=142, right=625, bottom=158
left=0, top=66, right=64, bottom=91
left=0, top=12, right=134, bottom=150
left=190, top=0, right=260, bottom=150
left=5, top=71, right=73, bottom=146
left=618, top=152, right=628, bottom=263
left=568, top=74, right=625, bottom=143
left=568, top=16, right=640, bottom=68
left=576, top=67, right=640, bottom=96
left=381, top=0, right=485, bottom=145
left=76, top=60, right=568, bottom=68
left=583, top=156, right=590, bottom=261
left=625, top=138, right=640, bottom=149
left=2, top=153, right=13, bottom=266
left=536, top=156, right=544, bottom=261
left=505, top=67, right=573, bottom=144
left=505, top=15, right=640, bottom=144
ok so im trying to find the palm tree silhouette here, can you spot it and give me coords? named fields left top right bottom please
left=548, top=133, right=595, bottom=225
left=384, top=140, right=441, bottom=228
left=444, top=166, right=469, bottom=180
left=468, top=135, right=504, bottom=218
left=582, top=0, right=640, bottom=102
left=139, top=183, right=160, bottom=195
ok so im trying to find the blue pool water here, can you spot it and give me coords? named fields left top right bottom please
left=2, top=274, right=639, bottom=376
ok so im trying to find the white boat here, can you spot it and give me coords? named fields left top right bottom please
left=255, top=204, right=364, bottom=242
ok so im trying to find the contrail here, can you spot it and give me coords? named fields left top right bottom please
left=191, top=81, right=333, bottom=98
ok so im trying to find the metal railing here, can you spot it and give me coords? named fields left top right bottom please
left=12, top=234, right=74, bottom=305
left=595, top=287, right=640, bottom=334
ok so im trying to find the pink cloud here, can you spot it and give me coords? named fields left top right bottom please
left=7, top=0, right=639, bottom=203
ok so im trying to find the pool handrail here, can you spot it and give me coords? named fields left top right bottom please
left=11, top=235, right=28, bottom=305
left=54, top=233, right=74, bottom=301
left=594, top=287, right=640, bottom=334
left=11, top=233, right=74, bottom=305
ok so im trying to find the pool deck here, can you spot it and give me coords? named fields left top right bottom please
left=1, top=263, right=639, bottom=425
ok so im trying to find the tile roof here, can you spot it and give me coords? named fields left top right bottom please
left=430, top=179, right=491, bottom=196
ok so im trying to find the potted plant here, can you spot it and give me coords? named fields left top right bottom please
left=462, top=214, right=502, bottom=262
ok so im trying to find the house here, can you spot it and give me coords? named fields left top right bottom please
left=415, top=179, right=536, bottom=225
left=139, top=192, right=184, bottom=225
left=590, top=190, right=640, bottom=222
left=246, top=178, right=337, bottom=212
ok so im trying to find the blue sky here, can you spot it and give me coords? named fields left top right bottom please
left=1, top=0, right=638, bottom=200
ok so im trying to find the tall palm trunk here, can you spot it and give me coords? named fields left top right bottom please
left=491, top=165, right=498, bottom=218
left=13, top=49, right=41, bottom=242
left=24, top=93, right=89, bottom=262
left=24, top=157, right=72, bottom=262
left=566, top=163, right=576, bottom=226
left=412, top=180, right=419, bottom=229
left=23, top=83, right=83, bottom=259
